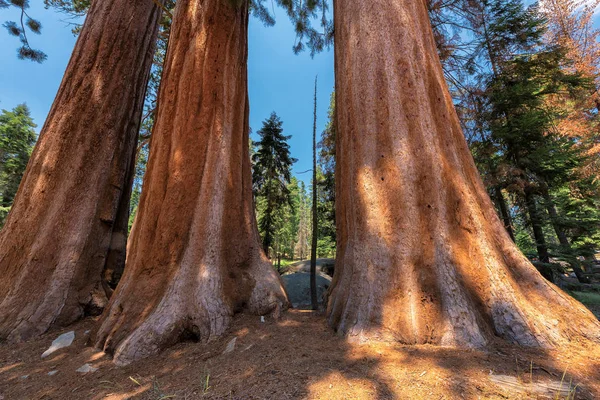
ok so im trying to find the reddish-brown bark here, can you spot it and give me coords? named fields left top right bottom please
left=327, top=0, right=600, bottom=348
left=92, top=0, right=288, bottom=365
left=0, top=0, right=164, bottom=342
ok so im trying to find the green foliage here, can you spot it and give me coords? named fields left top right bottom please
left=0, top=103, right=37, bottom=225
left=570, top=291, right=600, bottom=306
left=37, top=0, right=332, bottom=61
left=317, top=92, right=336, bottom=257
left=486, top=45, right=599, bottom=263
left=434, top=0, right=600, bottom=271
left=2, top=0, right=46, bottom=62
left=252, top=112, right=297, bottom=257
left=551, top=180, right=600, bottom=258
left=250, top=0, right=333, bottom=56
left=293, top=180, right=311, bottom=259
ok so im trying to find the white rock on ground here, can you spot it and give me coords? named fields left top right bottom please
left=76, top=364, right=98, bottom=373
left=41, top=331, right=75, bottom=358
left=47, top=371, right=58, bottom=376
left=223, top=337, right=237, bottom=354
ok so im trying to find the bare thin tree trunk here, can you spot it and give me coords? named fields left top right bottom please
left=0, top=0, right=164, bottom=342
left=93, top=0, right=288, bottom=365
left=327, top=0, right=600, bottom=348
left=494, top=187, right=515, bottom=242
left=524, top=188, right=551, bottom=264
left=311, top=77, right=319, bottom=310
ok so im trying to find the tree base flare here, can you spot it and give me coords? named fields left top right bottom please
left=327, top=0, right=600, bottom=350
left=94, top=257, right=287, bottom=366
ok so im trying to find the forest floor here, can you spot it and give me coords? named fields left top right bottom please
left=1, top=309, right=599, bottom=400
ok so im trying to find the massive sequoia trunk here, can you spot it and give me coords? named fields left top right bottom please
left=0, top=0, right=164, bottom=342
left=327, top=0, right=600, bottom=348
left=93, top=0, right=288, bottom=365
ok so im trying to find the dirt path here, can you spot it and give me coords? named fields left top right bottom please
left=281, top=273, right=331, bottom=309
left=1, top=310, right=599, bottom=399
left=284, top=259, right=335, bottom=275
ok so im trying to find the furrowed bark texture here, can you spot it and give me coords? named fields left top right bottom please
left=0, top=0, right=163, bottom=342
left=327, top=0, right=600, bottom=348
left=93, top=0, right=288, bottom=365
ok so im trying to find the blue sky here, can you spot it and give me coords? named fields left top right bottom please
left=0, top=2, right=334, bottom=180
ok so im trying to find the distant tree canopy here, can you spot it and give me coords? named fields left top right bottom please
left=5, top=0, right=333, bottom=60
left=431, top=0, right=600, bottom=281
left=0, top=103, right=36, bottom=225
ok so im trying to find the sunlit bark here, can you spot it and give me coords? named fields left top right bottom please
left=327, top=0, right=600, bottom=348
left=93, top=0, right=288, bottom=365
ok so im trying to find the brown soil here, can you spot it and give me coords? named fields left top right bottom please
left=1, top=310, right=598, bottom=399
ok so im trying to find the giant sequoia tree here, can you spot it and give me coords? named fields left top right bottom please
left=327, top=0, right=600, bottom=347
left=93, top=0, right=288, bottom=365
left=0, top=0, right=165, bottom=342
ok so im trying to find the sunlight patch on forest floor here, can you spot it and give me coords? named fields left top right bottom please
left=0, top=310, right=598, bottom=399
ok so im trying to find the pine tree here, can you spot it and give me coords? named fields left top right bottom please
left=486, top=40, right=597, bottom=281
left=252, top=112, right=297, bottom=258
left=1, top=0, right=46, bottom=62
left=0, top=104, right=36, bottom=223
left=541, top=0, right=600, bottom=180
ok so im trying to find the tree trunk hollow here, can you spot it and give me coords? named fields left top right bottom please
left=92, top=0, right=288, bottom=365
left=327, top=0, right=600, bottom=349
left=0, top=0, right=163, bottom=342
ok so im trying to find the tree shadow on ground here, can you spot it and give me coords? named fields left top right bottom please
left=1, top=309, right=599, bottom=399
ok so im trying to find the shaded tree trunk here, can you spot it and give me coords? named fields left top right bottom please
left=541, top=187, right=591, bottom=284
left=524, top=188, right=555, bottom=282
left=493, top=186, right=515, bottom=242
left=327, top=0, right=600, bottom=349
left=93, top=0, right=288, bottom=365
left=0, top=0, right=164, bottom=342
left=524, top=188, right=550, bottom=264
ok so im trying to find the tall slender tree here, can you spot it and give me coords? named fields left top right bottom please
left=327, top=0, right=600, bottom=348
left=295, top=181, right=311, bottom=260
left=317, top=92, right=337, bottom=257
left=310, top=77, right=318, bottom=309
left=93, top=0, right=288, bottom=365
left=0, top=0, right=166, bottom=342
